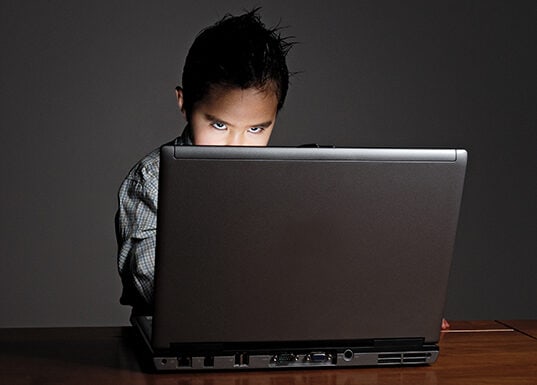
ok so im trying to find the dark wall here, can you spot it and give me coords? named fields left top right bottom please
left=1, top=0, right=535, bottom=327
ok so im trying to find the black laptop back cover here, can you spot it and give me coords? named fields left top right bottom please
left=153, top=146, right=467, bottom=351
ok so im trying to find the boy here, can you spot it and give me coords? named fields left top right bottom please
left=116, top=10, right=293, bottom=315
left=116, top=10, right=451, bottom=330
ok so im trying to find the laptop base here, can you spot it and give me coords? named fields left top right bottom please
left=152, top=349, right=439, bottom=371
left=132, top=316, right=438, bottom=371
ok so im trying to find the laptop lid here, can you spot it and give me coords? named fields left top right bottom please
left=150, top=146, right=467, bottom=368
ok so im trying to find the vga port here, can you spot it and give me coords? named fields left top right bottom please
left=305, top=352, right=334, bottom=364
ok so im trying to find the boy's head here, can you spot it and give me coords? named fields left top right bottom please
left=176, top=9, right=293, bottom=146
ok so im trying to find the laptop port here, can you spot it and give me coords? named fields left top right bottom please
left=234, top=353, right=249, bottom=367
left=343, top=349, right=354, bottom=362
left=305, top=352, right=334, bottom=364
left=204, top=356, right=214, bottom=367
left=177, top=356, right=192, bottom=368
left=271, top=353, right=298, bottom=366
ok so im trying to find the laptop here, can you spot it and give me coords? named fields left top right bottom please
left=131, top=145, right=467, bottom=371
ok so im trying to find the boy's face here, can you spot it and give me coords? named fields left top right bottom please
left=176, top=85, right=278, bottom=146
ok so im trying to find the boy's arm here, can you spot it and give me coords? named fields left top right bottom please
left=116, top=170, right=159, bottom=310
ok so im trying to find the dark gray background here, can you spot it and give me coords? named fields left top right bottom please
left=1, top=0, right=535, bottom=327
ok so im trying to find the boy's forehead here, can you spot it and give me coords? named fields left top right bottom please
left=198, top=85, right=278, bottom=111
left=191, top=85, right=278, bottom=127
left=204, top=83, right=278, bottom=102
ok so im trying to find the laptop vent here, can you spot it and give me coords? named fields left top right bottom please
left=378, top=352, right=432, bottom=365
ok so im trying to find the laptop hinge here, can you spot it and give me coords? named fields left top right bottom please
left=170, top=343, right=225, bottom=355
left=373, top=338, right=425, bottom=348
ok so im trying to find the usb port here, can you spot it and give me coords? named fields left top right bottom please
left=234, top=353, right=249, bottom=367
left=204, top=356, right=214, bottom=367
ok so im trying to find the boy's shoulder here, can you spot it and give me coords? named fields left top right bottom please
left=124, top=147, right=161, bottom=185
left=122, top=132, right=191, bottom=187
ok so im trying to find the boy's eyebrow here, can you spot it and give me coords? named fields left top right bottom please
left=205, top=114, right=273, bottom=128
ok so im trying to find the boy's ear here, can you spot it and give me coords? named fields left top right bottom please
left=175, top=86, right=187, bottom=119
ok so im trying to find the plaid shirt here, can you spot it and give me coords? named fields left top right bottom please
left=116, top=128, right=192, bottom=313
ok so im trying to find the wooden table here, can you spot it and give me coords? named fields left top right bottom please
left=500, top=320, right=537, bottom=339
left=1, top=321, right=536, bottom=384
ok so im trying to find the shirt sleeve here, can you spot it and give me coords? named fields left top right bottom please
left=116, top=154, right=160, bottom=308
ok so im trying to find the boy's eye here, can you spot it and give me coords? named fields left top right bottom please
left=212, top=122, right=227, bottom=130
left=248, top=127, right=264, bottom=134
